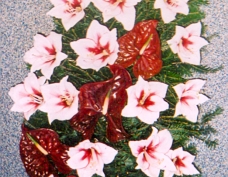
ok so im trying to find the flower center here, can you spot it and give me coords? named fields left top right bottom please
left=66, top=2, right=82, bottom=14
left=60, top=93, right=73, bottom=106
left=180, top=37, right=193, bottom=49
left=107, top=0, right=124, bottom=7
left=137, top=90, right=154, bottom=108
left=166, top=0, right=179, bottom=7
left=30, top=94, right=43, bottom=104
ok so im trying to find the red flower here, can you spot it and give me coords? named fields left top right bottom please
left=20, top=125, right=72, bottom=177
left=70, top=64, right=132, bottom=142
left=115, top=20, right=162, bottom=79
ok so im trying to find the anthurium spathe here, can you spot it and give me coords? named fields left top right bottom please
left=24, top=32, right=67, bottom=79
left=70, top=64, right=132, bottom=142
left=122, top=76, right=169, bottom=124
left=115, top=20, right=163, bottom=79
left=92, top=0, right=141, bottom=30
left=41, top=76, right=79, bottom=124
left=20, top=125, right=72, bottom=177
left=8, top=73, right=46, bottom=120
left=154, top=0, right=189, bottom=23
left=67, top=139, right=118, bottom=177
left=173, top=79, right=209, bottom=122
left=164, top=147, right=199, bottom=177
left=129, top=127, right=176, bottom=177
left=167, top=22, right=208, bottom=65
left=47, top=0, right=91, bottom=31
left=70, top=20, right=119, bottom=71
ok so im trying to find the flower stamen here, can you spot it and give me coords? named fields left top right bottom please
left=60, top=93, right=74, bottom=106
left=30, top=94, right=43, bottom=104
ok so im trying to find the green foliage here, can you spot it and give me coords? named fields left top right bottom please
left=23, top=0, right=223, bottom=176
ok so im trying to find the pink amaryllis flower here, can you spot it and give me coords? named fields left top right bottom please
left=154, top=0, right=189, bottom=23
left=24, top=32, right=67, bottom=79
left=70, top=20, right=119, bottom=71
left=167, top=22, right=208, bottom=65
left=92, top=0, right=141, bottom=30
left=8, top=73, right=46, bottom=120
left=41, top=76, right=79, bottom=124
left=129, top=127, right=176, bottom=177
left=173, top=79, right=209, bottom=122
left=164, top=147, right=200, bottom=177
left=47, top=0, right=91, bottom=31
left=67, top=139, right=118, bottom=177
left=121, top=76, right=169, bottom=124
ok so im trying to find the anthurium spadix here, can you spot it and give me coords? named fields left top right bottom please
left=173, top=79, right=209, bottom=122
left=167, top=22, right=208, bottom=65
left=47, top=0, right=91, bottom=31
left=24, top=32, right=67, bottom=79
left=92, top=0, right=141, bottom=30
left=154, top=0, right=189, bottom=23
left=41, top=76, right=79, bottom=124
left=122, top=76, right=169, bottom=124
left=164, top=147, right=200, bottom=177
left=129, top=127, right=176, bottom=177
left=20, top=125, right=71, bottom=177
left=8, top=73, right=46, bottom=120
left=67, top=139, right=118, bottom=177
left=70, top=20, right=119, bottom=71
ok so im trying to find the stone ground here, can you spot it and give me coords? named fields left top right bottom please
left=0, top=0, right=227, bottom=176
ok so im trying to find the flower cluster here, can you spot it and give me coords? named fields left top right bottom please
left=8, top=0, right=214, bottom=177
left=129, top=127, right=199, bottom=177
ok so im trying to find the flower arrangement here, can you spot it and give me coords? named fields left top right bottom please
left=9, top=0, right=223, bottom=177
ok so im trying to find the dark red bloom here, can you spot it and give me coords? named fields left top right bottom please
left=20, top=125, right=72, bottom=177
left=115, top=20, right=162, bottom=79
left=70, top=64, right=132, bottom=142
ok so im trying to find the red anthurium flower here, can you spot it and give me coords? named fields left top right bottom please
left=70, top=64, right=132, bottom=142
left=115, top=20, right=162, bottom=79
left=20, top=125, right=72, bottom=177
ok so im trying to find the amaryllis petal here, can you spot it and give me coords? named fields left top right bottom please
left=115, top=7, right=136, bottom=31
left=67, top=150, right=89, bottom=169
left=186, top=22, right=201, bottom=36
left=181, top=103, right=199, bottom=122
left=115, top=20, right=162, bottom=79
left=70, top=64, right=132, bottom=142
left=160, top=7, right=176, bottom=24
left=20, top=125, right=71, bottom=177
left=62, top=11, right=85, bottom=31
left=153, top=129, right=173, bottom=153
left=71, top=39, right=96, bottom=57
left=96, top=142, right=118, bottom=164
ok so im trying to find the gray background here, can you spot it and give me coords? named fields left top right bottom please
left=0, top=0, right=227, bottom=176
